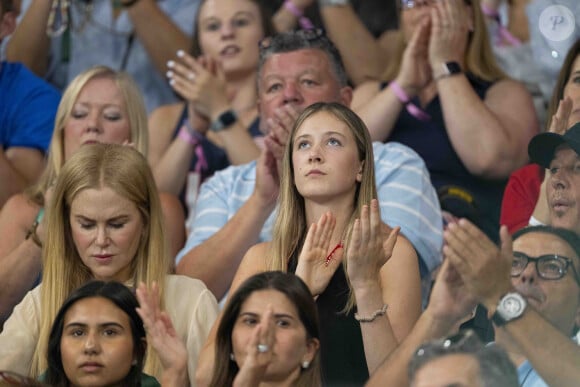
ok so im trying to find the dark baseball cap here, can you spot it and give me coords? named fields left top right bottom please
left=528, top=122, right=580, bottom=169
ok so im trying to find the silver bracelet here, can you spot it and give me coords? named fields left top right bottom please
left=318, top=0, right=350, bottom=6
left=354, top=304, right=388, bottom=323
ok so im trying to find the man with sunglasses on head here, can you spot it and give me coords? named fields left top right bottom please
left=182, top=29, right=443, bottom=386
left=368, top=223, right=580, bottom=386
left=175, top=29, right=442, bottom=302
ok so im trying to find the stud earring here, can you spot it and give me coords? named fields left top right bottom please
left=301, top=361, right=310, bottom=369
left=230, top=353, right=235, bottom=361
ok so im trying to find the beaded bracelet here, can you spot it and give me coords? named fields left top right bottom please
left=354, top=304, right=388, bottom=323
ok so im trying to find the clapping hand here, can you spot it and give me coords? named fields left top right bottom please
left=233, top=305, right=276, bottom=387
left=295, top=212, right=344, bottom=297
left=346, top=199, right=398, bottom=290
left=136, top=282, right=188, bottom=384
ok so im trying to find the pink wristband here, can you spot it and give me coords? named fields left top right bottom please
left=390, top=80, right=411, bottom=104
left=284, top=0, right=314, bottom=30
left=178, top=125, right=201, bottom=146
left=389, top=80, right=431, bottom=122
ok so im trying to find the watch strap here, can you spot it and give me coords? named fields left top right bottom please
left=319, top=0, right=350, bottom=6
left=434, top=61, right=462, bottom=81
left=210, top=109, right=238, bottom=132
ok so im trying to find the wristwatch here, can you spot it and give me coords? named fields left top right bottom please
left=319, top=0, right=350, bottom=6
left=209, top=109, right=238, bottom=132
left=434, top=61, right=462, bottom=81
left=491, top=292, right=527, bottom=327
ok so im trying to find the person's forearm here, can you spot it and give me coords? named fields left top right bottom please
left=353, top=283, right=398, bottom=374
left=366, top=308, right=455, bottom=386
left=5, top=1, right=52, bottom=76
left=176, top=194, right=274, bottom=299
left=153, top=138, right=196, bottom=195
left=438, top=77, right=537, bottom=179
left=126, top=0, right=191, bottom=77
left=492, top=306, right=580, bottom=386
left=319, top=4, right=386, bottom=85
left=353, top=83, right=404, bottom=142
left=0, top=240, right=42, bottom=326
left=0, top=152, right=30, bottom=208
left=211, top=121, right=261, bottom=165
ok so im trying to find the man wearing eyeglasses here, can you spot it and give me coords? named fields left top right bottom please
left=368, top=223, right=580, bottom=386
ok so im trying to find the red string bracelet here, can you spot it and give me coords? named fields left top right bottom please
left=325, top=242, right=343, bottom=266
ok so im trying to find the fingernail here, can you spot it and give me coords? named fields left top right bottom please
left=169, top=79, right=176, bottom=86
left=167, top=60, right=175, bottom=68
left=177, top=49, right=185, bottom=58
left=166, top=70, right=174, bottom=78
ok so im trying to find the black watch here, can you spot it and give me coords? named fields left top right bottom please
left=491, top=292, right=527, bottom=327
left=434, top=61, right=462, bottom=81
left=209, top=110, right=238, bottom=132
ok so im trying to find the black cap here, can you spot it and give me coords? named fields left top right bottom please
left=528, top=122, right=580, bottom=169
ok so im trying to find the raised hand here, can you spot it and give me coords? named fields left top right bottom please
left=549, top=96, right=574, bottom=135
left=264, top=105, right=301, bottom=161
left=346, top=199, right=397, bottom=290
left=428, top=0, right=469, bottom=71
left=425, top=259, right=478, bottom=328
left=135, top=282, right=188, bottom=381
left=233, top=305, right=276, bottom=387
left=254, top=146, right=280, bottom=208
left=443, top=219, right=513, bottom=308
left=167, top=51, right=230, bottom=122
left=395, top=16, right=432, bottom=95
left=295, top=212, right=344, bottom=296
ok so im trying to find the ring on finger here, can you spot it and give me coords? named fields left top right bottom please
left=187, top=72, right=196, bottom=81
left=257, top=344, right=269, bottom=353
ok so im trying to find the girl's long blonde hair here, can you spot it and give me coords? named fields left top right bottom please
left=31, top=144, right=169, bottom=377
left=269, top=102, right=377, bottom=312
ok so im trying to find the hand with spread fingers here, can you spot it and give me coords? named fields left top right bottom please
left=167, top=50, right=230, bottom=124
left=443, top=219, right=513, bottom=308
left=428, top=0, right=469, bottom=70
left=233, top=305, right=276, bottom=387
left=295, top=212, right=344, bottom=297
left=135, top=282, right=188, bottom=385
left=346, top=199, right=398, bottom=290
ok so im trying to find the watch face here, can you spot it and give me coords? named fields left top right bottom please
left=500, top=294, right=526, bottom=319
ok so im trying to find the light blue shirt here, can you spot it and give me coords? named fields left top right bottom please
left=176, top=141, right=443, bottom=277
left=518, top=360, right=547, bottom=387
left=16, top=0, right=200, bottom=112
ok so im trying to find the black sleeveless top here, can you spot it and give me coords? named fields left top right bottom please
left=288, top=257, right=368, bottom=386
left=382, top=74, right=506, bottom=242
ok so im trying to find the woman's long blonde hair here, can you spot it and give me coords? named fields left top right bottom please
left=382, top=0, right=506, bottom=82
left=28, top=66, right=149, bottom=206
left=31, top=144, right=169, bottom=377
left=269, top=102, right=377, bottom=312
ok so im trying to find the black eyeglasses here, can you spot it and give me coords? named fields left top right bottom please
left=258, top=28, right=326, bottom=52
left=512, top=252, right=580, bottom=285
